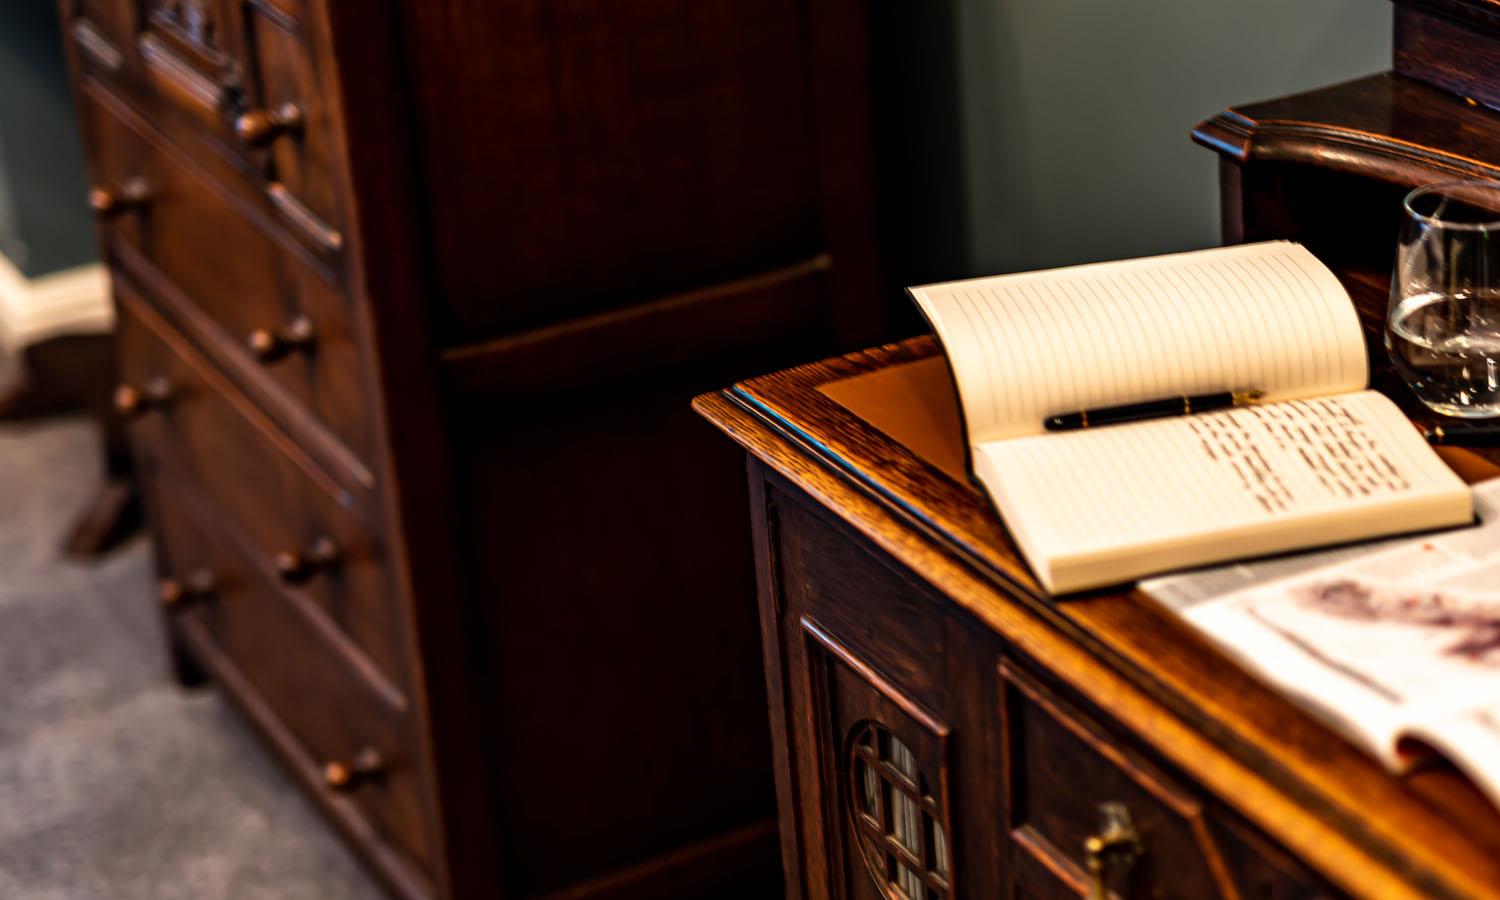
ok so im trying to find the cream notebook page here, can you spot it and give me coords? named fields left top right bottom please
left=909, top=242, right=1472, bottom=592
left=911, top=241, right=1368, bottom=440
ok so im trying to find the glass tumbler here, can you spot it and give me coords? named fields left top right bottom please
left=1387, top=179, right=1500, bottom=418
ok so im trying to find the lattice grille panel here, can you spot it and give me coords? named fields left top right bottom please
left=849, top=722, right=951, bottom=899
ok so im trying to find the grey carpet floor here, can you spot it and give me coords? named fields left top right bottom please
left=0, top=414, right=382, bottom=899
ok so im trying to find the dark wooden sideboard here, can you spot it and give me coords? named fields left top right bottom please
left=696, top=337, right=1500, bottom=900
left=693, top=3, right=1500, bottom=897
left=56, top=0, right=894, bottom=897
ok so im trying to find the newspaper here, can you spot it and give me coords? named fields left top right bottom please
left=1141, top=478, right=1500, bottom=788
left=1141, top=478, right=1500, bottom=613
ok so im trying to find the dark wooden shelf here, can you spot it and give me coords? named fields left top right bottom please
left=1195, top=71, right=1500, bottom=187
left=1397, top=0, right=1500, bottom=34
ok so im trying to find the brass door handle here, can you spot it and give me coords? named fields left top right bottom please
left=247, top=315, right=316, bottom=363
left=235, top=102, right=303, bottom=148
left=323, top=746, right=383, bottom=793
left=1085, top=802, right=1142, bottom=900
left=274, top=535, right=339, bottom=585
left=114, top=375, right=173, bottom=420
left=89, top=176, right=152, bottom=221
left=159, top=568, right=216, bottom=609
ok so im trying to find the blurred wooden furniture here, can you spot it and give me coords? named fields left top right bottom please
left=696, top=339, right=1500, bottom=900
left=56, top=0, right=890, bottom=897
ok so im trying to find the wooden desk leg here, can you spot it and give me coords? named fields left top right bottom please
left=0, top=333, right=143, bottom=555
left=61, top=474, right=141, bottom=557
left=166, top=626, right=208, bottom=688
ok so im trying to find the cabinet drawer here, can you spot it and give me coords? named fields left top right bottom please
left=83, top=84, right=372, bottom=465
left=116, top=284, right=406, bottom=693
left=999, top=657, right=1338, bottom=899
left=150, top=477, right=432, bottom=871
left=65, top=0, right=343, bottom=248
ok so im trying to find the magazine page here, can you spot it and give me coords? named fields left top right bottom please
left=1146, top=479, right=1500, bottom=768
left=1404, top=700, right=1500, bottom=812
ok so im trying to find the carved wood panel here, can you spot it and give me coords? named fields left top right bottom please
left=146, top=0, right=231, bottom=66
left=803, top=618, right=954, bottom=900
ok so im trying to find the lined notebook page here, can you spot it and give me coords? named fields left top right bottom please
left=975, top=391, right=1470, bottom=592
left=910, top=242, right=1369, bottom=442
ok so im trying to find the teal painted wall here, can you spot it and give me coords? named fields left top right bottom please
left=0, top=0, right=95, bottom=278
left=0, top=133, right=15, bottom=259
left=872, top=0, right=1392, bottom=288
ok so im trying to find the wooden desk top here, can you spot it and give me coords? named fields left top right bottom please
left=696, top=336, right=1500, bottom=899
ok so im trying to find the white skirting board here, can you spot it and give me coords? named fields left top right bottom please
left=0, top=253, right=111, bottom=352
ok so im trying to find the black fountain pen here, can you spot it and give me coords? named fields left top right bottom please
left=1044, top=389, right=1266, bottom=431
left=1422, top=424, right=1500, bottom=447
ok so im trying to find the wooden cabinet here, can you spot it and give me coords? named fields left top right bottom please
left=151, top=478, right=433, bottom=871
left=69, top=0, right=344, bottom=247
left=81, top=76, right=371, bottom=465
left=115, top=287, right=402, bottom=683
left=697, top=338, right=1500, bottom=899
left=696, top=9, right=1500, bottom=897
left=57, top=0, right=892, bottom=896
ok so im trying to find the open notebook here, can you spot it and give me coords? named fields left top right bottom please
left=910, top=241, right=1473, bottom=593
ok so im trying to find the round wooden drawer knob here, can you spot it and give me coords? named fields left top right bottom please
left=323, top=746, right=383, bottom=792
left=247, top=315, right=316, bottom=363
left=235, top=102, right=304, bottom=148
left=89, top=177, right=151, bottom=221
left=113, top=384, right=143, bottom=416
left=274, top=535, right=339, bottom=585
left=159, top=568, right=216, bottom=609
left=113, top=375, right=172, bottom=419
